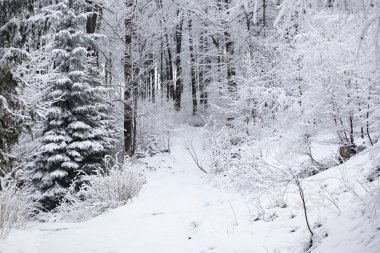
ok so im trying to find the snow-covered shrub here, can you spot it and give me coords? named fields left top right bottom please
left=56, top=156, right=145, bottom=221
left=207, top=123, right=269, bottom=193
left=80, top=155, right=145, bottom=205
left=0, top=178, right=36, bottom=239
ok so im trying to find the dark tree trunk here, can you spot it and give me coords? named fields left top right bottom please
left=199, top=30, right=209, bottom=107
left=85, top=2, right=100, bottom=66
left=224, top=0, right=236, bottom=92
left=174, top=10, right=184, bottom=111
left=349, top=112, right=354, bottom=144
left=263, top=0, right=266, bottom=28
left=156, top=0, right=165, bottom=101
left=105, top=56, right=109, bottom=85
left=188, top=18, right=197, bottom=115
left=165, top=52, right=171, bottom=101
left=367, top=104, right=373, bottom=145
left=105, top=53, right=113, bottom=85
left=367, top=85, right=374, bottom=145
left=86, top=13, right=98, bottom=34
left=359, top=103, right=364, bottom=139
left=160, top=40, right=165, bottom=100
left=199, top=32, right=205, bottom=105
left=144, top=52, right=155, bottom=102
left=152, top=73, right=156, bottom=103
left=165, top=34, right=175, bottom=100
left=203, top=34, right=210, bottom=107
left=225, top=34, right=236, bottom=92
left=124, top=0, right=136, bottom=156
left=150, top=59, right=155, bottom=103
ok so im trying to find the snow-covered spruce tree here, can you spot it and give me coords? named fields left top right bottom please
left=0, top=0, right=36, bottom=175
left=0, top=0, right=61, bottom=176
left=27, top=0, right=115, bottom=209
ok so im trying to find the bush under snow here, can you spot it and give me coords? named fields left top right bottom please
left=56, top=156, right=145, bottom=221
left=0, top=178, right=36, bottom=239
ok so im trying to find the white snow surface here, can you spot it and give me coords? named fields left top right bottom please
left=1, top=125, right=379, bottom=253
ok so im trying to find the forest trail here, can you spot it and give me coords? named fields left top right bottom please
left=2, top=125, right=378, bottom=253
left=0, top=126, right=269, bottom=253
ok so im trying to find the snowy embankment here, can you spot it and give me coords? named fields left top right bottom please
left=0, top=125, right=379, bottom=253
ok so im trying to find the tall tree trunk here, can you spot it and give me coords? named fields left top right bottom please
left=174, top=10, right=184, bottom=111
left=349, top=112, right=354, bottom=144
left=165, top=52, right=171, bottom=100
left=144, top=52, right=155, bottom=102
left=85, top=2, right=100, bottom=66
left=262, top=0, right=266, bottom=28
left=124, top=0, right=136, bottom=156
left=160, top=39, right=165, bottom=100
left=367, top=85, right=374, bottom=145
left=203, top=34, right=210, bottom=107
left=188, top=18, right=197, bottom=115
left=165, top=34, right=175, bottom=100
left=224, top=0, right=236, bottom=92
left=199, top=29, right=209, bottom=107
left=359, top=103, right=364, bottom=139
left=151, top=66, right=155, bottom=103
left=156, top=0, right=165, bottom=101
left=105, top=53, right=113, bottom=86
left=199, top=31, right=205, bottom=105
left=225, top=33, right=236, bottom=92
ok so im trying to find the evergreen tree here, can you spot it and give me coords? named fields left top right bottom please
left=0, top=0, right=60, bottom=176
left=27, top=0, right=115, bottom=209
left=0, top=0, right=36, bottom=175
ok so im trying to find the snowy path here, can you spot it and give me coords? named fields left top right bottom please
left=0, top=126, right=267, bottom=253
left=2, top=125, right=378, bottom=253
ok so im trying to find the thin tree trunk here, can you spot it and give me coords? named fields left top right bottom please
left=263, top=0, right=266, bottom=28
left=85, top=3, right=99, bottom=66
left=348, top=112, right=354, bottom=144
left=149, top=51, right=155, bottom=103
left=165, top=52, right=171, bottom=101
left=165, top=34, right=175, bottom=100
left=225, top=34, right=236, bottom=92
left=160, top=39, right=165, bottom=100
left=359, top=103, right=364, bottom=139
left=144, top=52, right=155, bottom=102
left=157, top=0, right=165, bottom=101
left=174, top=10, right=184, bottom=111
left=105, top=56, right=109, bottom=85
left=199, top=29, right=210, bottom=107
left=188, top=18, right=197, bottom=115
left=367, top=85, right=374, bottom=145
left=224, top=0, right=236, bottom=92
left=124, top=0, right=136, bottom=156
left=203, top=34, right=210, bottom=107
left=199, top=30, right=205, bottom=105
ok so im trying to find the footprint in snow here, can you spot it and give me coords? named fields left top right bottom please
left=39, top=228, right=69, bottom=232
left=151, top=212, right=164, bottom=216
left=190, top=221, right=199, bottom=229
left=199, top=246, right=216, bottom=253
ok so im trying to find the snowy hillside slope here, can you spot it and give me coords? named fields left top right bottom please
left=211, top=127, right=380, bottom=253
left=0, top=125, right=379, bottom=253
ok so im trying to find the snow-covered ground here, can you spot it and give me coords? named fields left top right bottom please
left=0, top=125, right=379, bottom=253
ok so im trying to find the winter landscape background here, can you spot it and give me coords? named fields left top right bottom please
left=0, top=0, right=380, bottom=252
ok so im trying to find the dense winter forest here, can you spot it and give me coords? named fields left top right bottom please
left=0, top=0, right=380, bottom=252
